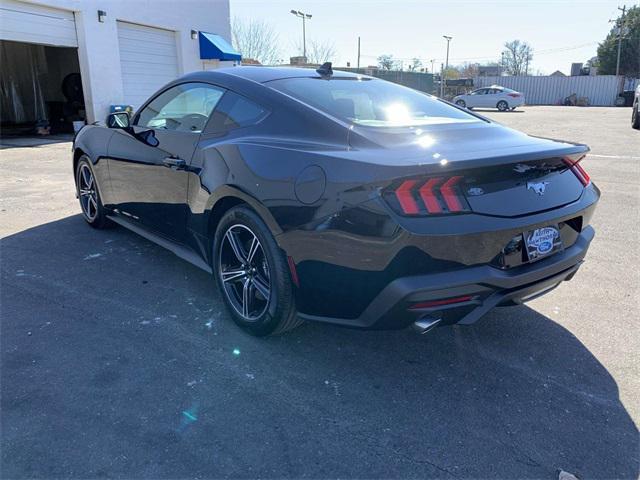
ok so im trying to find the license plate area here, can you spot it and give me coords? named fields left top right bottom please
left=524, top=225, right=563, bottom=262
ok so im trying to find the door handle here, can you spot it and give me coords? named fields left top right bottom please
left=163, top=157, right=186, bottom=169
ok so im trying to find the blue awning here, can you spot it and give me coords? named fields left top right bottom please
left=199, top=32, right=241, bottom=61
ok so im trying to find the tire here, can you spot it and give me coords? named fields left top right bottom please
left=455, top=99, right=466, bottom=108
left=497, top=100, right=509, bottom=112
left=213, top=206, right=301, bottom=336
left=632, top=104, right=640, bottom=129
left=75, top=156, right=113, bottom=229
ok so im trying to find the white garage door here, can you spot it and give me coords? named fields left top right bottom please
left=117, top=21, right=179, bottom=109
left=0, top=0, right=77, bottom=47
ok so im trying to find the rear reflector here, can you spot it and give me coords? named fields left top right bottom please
left=388, top=175, right=470, bottom=216
left=287, top=256, right=300, bottom=287
left=409, top=295, right=474, bottom=310
left=563, top=156, right=590, bottom=186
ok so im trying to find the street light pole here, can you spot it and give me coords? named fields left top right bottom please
left=290, top=10, right=312, bottom=60
left=441, top=35, right=452, bottom=98
left=615, top=5, right=627, bottom=77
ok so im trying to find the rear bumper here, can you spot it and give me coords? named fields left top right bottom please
left=298, top=226, right=594, bottom=329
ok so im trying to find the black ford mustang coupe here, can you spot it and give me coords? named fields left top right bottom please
left=73, top=65, right=599, bottom=336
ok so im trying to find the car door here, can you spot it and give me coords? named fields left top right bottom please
left=485, top=88, right=502, bottom=108
left=481, top=88, right=499, bottom=107
left=468, top=88, right=487, bottom=108
left=108, top=82, right=225, bottom=241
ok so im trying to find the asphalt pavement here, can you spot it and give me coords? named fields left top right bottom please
left=1, top=106, right=638, bottom=478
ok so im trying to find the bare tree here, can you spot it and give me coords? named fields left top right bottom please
left=502, top=40, right=533, bottom=76
left=231, top=17, right=281, bottom=65
left=377, top=54, right=396, bottom=70
left=409, top=57, right=422, bottom=71
left=457, top=62, right=479, bottom=77
left=306, top=39, right=337, bottom=64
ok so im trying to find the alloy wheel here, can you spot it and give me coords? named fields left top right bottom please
left=78, top=163, right=98, bottom=221
left=219, top=224, right=271, bottom=320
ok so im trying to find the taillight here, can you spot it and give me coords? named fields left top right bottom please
left=507, top=93, right=521, bottom=98
left=386, top=175, right=470, bottom=216
left=563, top=155, right=590, bottom=186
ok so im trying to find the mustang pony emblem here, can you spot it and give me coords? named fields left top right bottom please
left=527, top=181, right=549, bottom=195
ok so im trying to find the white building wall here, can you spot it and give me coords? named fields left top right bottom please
left=13, top=0, right=231, bottom=123
left=475, top=75, right=625, bottom=106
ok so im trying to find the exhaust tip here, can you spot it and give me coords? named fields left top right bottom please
left=412, top=316, right=442, bottom=335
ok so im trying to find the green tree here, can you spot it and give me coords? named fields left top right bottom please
left=442, top=67, right=460, bottom=80
left=597, top=5, right=640, bottom=77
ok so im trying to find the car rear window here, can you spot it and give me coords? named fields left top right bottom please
left=267, top=76, right=481, bottom=128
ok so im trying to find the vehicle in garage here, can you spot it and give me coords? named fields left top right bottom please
left=0, top=0, right=236, bottom=134
left=72, top=65, right=599, bottom=336
left=453, top=86, right=525, bottom=111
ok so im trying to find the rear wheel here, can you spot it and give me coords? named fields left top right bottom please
left=455, top=99, right=466, bottom=108
left=632, top=104, right=640, bottom=129
left=497, top=100, right=509, bottom=112
left=75, top=156, right=112, bottom=229
left=213, top=206, right=301, bottom=336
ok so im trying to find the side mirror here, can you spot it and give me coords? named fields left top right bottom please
left=107, top=112, right=130, bottom=129
left=135, top=129, right=159, bottom=147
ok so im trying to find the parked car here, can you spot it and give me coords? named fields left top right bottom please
left=73, top=65, right=598, bottom=336
left=632, top=84, right=640, bottom=129
left=453, top=86, right=525, bottom=111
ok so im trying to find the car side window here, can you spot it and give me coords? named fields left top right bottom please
left=205, top=91, right=267, bottom=133
left=136, top=83, right=225, bottom=133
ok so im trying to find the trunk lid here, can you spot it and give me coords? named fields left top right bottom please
left=458, top=158, right=585, bottom=217
left=346, top=121, right=589, bottom=218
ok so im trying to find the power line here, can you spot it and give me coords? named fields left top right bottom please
left=357, top=41, right=599, bottom=65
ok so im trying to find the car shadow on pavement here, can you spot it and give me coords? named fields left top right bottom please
left=1, top=215, right=638, bottom=479
left=471, top=108, right=525, bottom=114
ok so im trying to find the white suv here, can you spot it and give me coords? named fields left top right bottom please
left=453, top=86, right=525, bottom=111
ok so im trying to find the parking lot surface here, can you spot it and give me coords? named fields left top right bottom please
left=1, top=106, right=639, bottom=478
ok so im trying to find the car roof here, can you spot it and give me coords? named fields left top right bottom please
left=180, top=66, right=366, bottom=84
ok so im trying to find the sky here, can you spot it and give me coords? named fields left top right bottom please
left=229, top=0, right=630, bottom=75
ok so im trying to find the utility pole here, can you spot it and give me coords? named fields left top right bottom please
left=430, top=59, right=435, bottom=75
left=357, top=36, right=361, bottom=71
left=441, top=35, right=452, bottom=98
left=615, top=5, right=627, bottom=77
left=290, top=10, right=312, bottom=60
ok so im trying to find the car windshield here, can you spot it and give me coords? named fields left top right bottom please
left=268, top=76, right=481, bottom=127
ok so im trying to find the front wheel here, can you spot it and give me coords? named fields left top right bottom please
left=632, top=104, right=640, bottom=129
left=75, top=156, right=112, bottom=229
left=213, top=206, right=301, bottom=336
left=455, top=99, right=466, bottom=108
left=497, top=100, right=509, bottom=112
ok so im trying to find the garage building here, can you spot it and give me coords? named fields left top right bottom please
left=0, top=0, right=239, bottom=135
